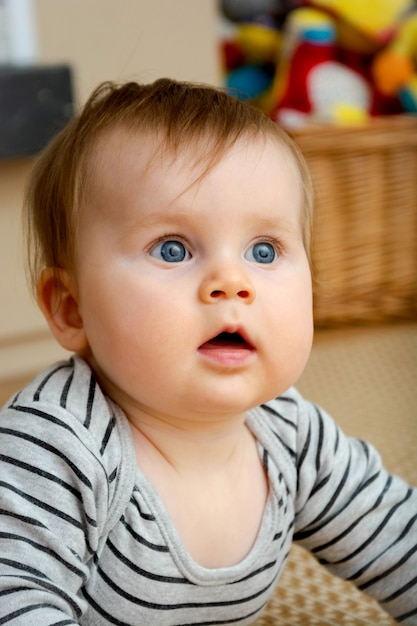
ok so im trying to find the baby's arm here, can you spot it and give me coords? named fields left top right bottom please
left=0, top=396, right=110, bottom=623
left=292, top=393, right=417, bottom=623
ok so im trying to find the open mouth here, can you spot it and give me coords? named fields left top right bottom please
left=204, top=331, right=251, bottom=348
left=199, top=331, right=255, bottom=352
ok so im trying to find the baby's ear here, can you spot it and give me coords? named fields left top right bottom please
left=37, top=268, right=88, bottom=353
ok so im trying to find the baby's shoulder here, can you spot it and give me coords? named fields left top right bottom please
left=0, top=357, right=136, bottom=529
left=2, top=357, right=114, bottom=454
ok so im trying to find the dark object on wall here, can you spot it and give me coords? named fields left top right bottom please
left=0, top=64, right=74, bottom=159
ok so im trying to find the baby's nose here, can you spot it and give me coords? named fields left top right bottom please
left=199, top=268, right=256, bottom=304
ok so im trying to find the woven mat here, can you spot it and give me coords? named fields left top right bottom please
left=255, top=322, right=416, bottom=625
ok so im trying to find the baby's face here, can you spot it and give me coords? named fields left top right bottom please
left=73, top=129, right=313, bottom=425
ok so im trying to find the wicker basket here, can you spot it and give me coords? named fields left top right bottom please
left=291, top=116, right=417, bottom=326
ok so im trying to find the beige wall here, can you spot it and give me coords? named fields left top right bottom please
left=0, top=0, right=218, bottom=384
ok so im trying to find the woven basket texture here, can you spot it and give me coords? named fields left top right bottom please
left=292, top=116, right=417, bottom=326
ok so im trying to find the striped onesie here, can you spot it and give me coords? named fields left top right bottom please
left=1, top=356, right=416, bottom=624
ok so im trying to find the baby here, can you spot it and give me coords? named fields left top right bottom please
left=0, top=78, right=416, bottom=625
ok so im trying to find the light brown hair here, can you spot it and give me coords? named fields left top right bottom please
left=24, top=78, right=313, bottom=293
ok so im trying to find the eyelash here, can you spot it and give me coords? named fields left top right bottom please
left=253, top=237, right=284, bottom=255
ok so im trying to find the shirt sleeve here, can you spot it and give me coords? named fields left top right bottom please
left=0, top=398, right=114, bottom=623
left=291, top=391, right=417, bottom=624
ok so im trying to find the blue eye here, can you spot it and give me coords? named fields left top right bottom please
left=246, top=242, right=277, bottom=264
left=151, top=240, right=190, bottom=263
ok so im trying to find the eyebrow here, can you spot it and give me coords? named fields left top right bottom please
left=247, top=212, right=303, bottom=236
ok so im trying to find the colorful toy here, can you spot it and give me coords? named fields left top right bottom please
left=270, top=8, right=375, bottom=126
left=372, top=11, right=417, bottom=112
left=219, top=0, right=417, bottom=126
left=219, top=0, right=299, bottom=112
left=221, top=21, right=282, bottom=112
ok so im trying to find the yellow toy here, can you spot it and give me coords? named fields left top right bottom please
left=308, top=0, right=414, bottom=51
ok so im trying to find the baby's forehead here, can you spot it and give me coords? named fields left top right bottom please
left=85, top=125, right=302, bottom=214
left=87, top=123, right=296, bottom=186
left=82, top=126, right=304, bottom=236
